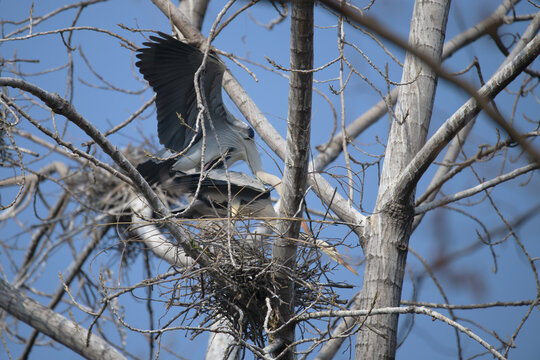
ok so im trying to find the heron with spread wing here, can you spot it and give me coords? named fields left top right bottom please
left=135, top=32, right=274, bottom=186
left=133, top=33, right=355, bottom=274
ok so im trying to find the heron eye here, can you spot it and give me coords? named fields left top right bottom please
left=244, top=127, right=255, bottom=140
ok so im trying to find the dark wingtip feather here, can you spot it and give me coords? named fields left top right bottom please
left=136, top=157, right=176, bottom=185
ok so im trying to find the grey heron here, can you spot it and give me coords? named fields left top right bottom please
left=135, top=32, right=268, bottom=185
left=161, top=169, right=275, bottom=219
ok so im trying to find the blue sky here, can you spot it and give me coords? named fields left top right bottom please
left=1, top=1, right=539, bottom=359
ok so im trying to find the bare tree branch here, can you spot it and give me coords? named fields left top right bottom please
left=17, top=221, right=111, bottom=359
left=320, top=0, right=540, bottom=166
left=130, top=197, right=194, bottom=268
left=151, top=0, right=205, bottom=44
left=412, top=4, right=540, bottom=230
left=400, top=299, right=539, bottom=309
left=391, top=34, right=540, bottom=203
left=178, top=0, right=209, bottom=31
left=0, top=278, right=127, bottom=360
left=312, top=0, right=521, bottom=174
left=300, top=306, right=506, bottom=360
left=0, top=77, right=213, bottom=268
left=415, top=163, right=539, bottom=214
left=443, top=0, right=521, bottom=60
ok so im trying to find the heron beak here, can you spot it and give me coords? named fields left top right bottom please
left=301, top=221, right=311, bottom=235
left=303, top=221, right=357, bottom=275
left=314, top=238, right=358, bottom=276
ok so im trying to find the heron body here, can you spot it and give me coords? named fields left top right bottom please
left=135, top=32, right=264, bottom=179
left=162, top=169, right=275, bottom=218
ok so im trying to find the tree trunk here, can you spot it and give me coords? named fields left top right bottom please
left=271, top=0, right=313, bottom=358
left=178, top=0, right=208, bottom=31
left=356, top=0, right=450, bottom=358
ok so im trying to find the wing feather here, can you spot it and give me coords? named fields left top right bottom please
left=136, top=32, right=226, bottom=151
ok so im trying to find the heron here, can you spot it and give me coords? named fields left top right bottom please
left=135, top=32, right=278, bottom=188
left=160, top=169, right=275, bottom=219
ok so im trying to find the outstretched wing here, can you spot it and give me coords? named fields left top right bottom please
left=136, top=32, right=227, bottom=152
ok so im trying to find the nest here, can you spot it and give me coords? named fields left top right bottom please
left=156, top=220, right=352, bottom=347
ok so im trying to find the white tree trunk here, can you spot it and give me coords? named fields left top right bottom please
left=178, top=0, right=208, bottom=31
left=356, top=1, right=451, bottom=358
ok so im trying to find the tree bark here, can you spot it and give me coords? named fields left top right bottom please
left=355, top=1, right=451, bottom=359
left=178, top=0, right=208, bottom=31
left=270, top=0, right=313, bottom=358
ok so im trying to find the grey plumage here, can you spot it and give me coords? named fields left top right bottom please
left=163, top=169, right=275, bottom=218
left=135, top=32, right=281, bottom=220
left=135, top=32, right=264, bottom=178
